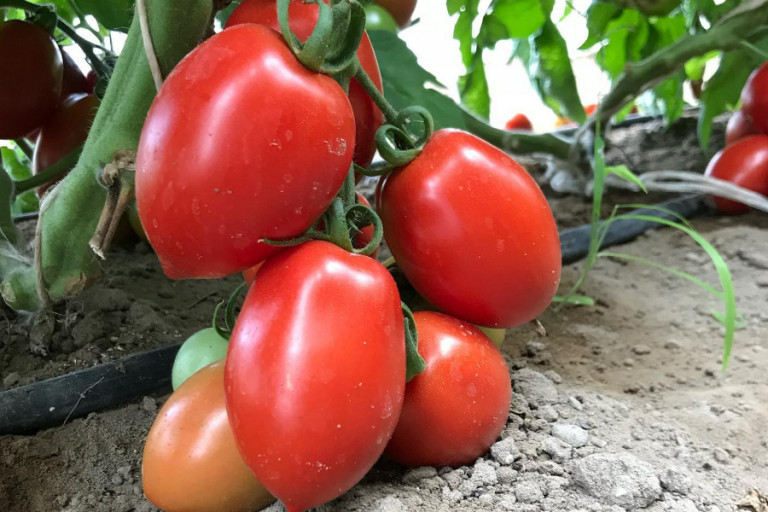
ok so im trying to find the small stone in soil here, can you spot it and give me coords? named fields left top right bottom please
left=514, top=480, right=544, bottom=504
left=141, top=397, right=157, bottom=413
left=526, top=341, right=546, bottom=356
left=571, top=452, right=662, bottom=509
left=660, top=465, right=692, bottom=495
left=632, top=344, right=652, bottom=355
left=373, top=496, right=406, bottom=512
left=543, top=370, right=563, bottom=384
left=402, top=466, right=437, bottom=484
left=496, top=466, right=517, bottom=485
left=538, top=405, right=559, bottom=422
left=491, top=437, right=521, bottom=465
left=513, top=369, right=558, bottom=407
left=551, top=423, right=589, bottom=447
left=540, top=436, right=572, bottom=462
left=3, top=371, right=20, bottom=388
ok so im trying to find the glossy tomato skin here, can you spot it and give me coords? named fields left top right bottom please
left=365, top=4, right=399, bottom=32
left=142, top=361, right=274, bottom=512
left=504, top=113, right=533, bottom=131
left=704, top=135, right=768, bottom=214
left=32, top=93, right=99, bottom=194
left=60, top=48, right=91, bottom=98
left=136, top=25, right=355, bottom=279
left=726, top=110, right=761, bottom=146
left=385, top=311, right=511, bottom=467
left=741, top=62, right=768, bottom=134
left=226, top=241, right=405, bottom=512
left=376, top=0, right=416, bottom=28
left=226, top=0, right=383, bottom=168
left=0, top=20, right=62, bottom=139
left=379, top=129, right=561, bottom=328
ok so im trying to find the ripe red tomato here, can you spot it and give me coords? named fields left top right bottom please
left=226, top=241, right=405, bottom=512
left=0, top=20, right=62, bottom=139
left=704, top=134, right=768, bottom=214
left=376, top=0, right=416, bottom=28
left=136, top=25, right=355, bottom=279
left=226, top=0, right=383, bottom=168
left=379, top=129, right=561, bottom=328
left=142, top=361, right=274, bottom=512
left=385, top=311, right=511, bottom=467
left=60, top=48, right=91, bottom=98
left=504, top=113, right=533, bottom=131
left=726, top=110, right=761, bottom=146
left=741, top=63, right=768, bottom=134
left=32, top=93, right=99, bottom=194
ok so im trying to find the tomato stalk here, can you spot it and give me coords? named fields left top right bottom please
left=0, top=0, right=215, bottom=312
left=13, top=145, right=82, bottom=196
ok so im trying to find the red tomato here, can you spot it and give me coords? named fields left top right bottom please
left=726, top=110, right=761, bottom=146
left=583, top=103, right=598, bottom=116
left=379, top=129, right=561, bottom=328
left=242, top=261, right=264, bottom=286
left=0, top=20, right=62, bottom=139
left=741, top=62, right=768, bottom=134
left=704, top=135, right=768, bottom=214
left=376, top=0, right=416, bottom=28
left=142, top=361, right=274, bottom=512
left=504, top=113, right=533, bottom=131
left=226, top=0, right=383, bottom=168
left=136, top=25, right=355, bottom=279
left=32, top=93, right=99, bottom=194
left=385, top=311, right=511, bottom=467
left=60, top=48, right=91, bottom=98
left=225, top=241, right=405, bottom=512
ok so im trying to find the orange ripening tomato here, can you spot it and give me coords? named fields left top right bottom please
left=583, top=103, right=598, bottom=116
left=504, top=113, right=533, bottom=131
left=142, top=361, right=274, bottom=512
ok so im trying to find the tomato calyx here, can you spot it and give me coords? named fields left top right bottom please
left=211, top=282, right=247, bottom=340
left=402, top=301, right=426, bottom=381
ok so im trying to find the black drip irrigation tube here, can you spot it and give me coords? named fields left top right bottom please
left=0, top=194, right=711, bottom=436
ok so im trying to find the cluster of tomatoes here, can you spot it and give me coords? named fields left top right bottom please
left=706, top=61, right=768, bottom=214
left=0, top=19, right=98, bottom=192
left=131, top=0, right=561, bottom=511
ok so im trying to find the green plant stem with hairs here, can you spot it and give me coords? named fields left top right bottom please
left=0, top=0, right=214, bottom=312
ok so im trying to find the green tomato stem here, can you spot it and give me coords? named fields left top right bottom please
left=14, top=145, right=82, bottom=196
left=12, top=139, right=33, bottom=160
left=354, top=62, right=399, bottom=124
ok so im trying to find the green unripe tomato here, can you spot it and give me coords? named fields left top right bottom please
left=365, top=5, right=399, bottom=33
left=171, top=328, right=229, bottom=389
left=478, top=326, right=506, bottom=349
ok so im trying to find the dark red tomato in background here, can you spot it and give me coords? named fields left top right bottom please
left=142, top=361, right=274, bottom=512
left=725, top=110, right=761, bottom=146
left=379, top=129, right=561, bottom=328
left=385, top=311, right=511, bottom=467
left=226, top=0, right=384, bottom=168
left=376, top=0, right=416, bottom=28
left=504, top=113, right=533, bottom=131
left=0, top=20, right=62, bottom=140
left=136, top=25, right=355, bottom=279
left=704, top=134, right=768, bottom=214
left=226, top=241, right=405, bottom=512
left=741, top=62, right=768, bottom=134
left=32, top=93, right=99, bottom=194
left=60, top=48, right=91, bottom=98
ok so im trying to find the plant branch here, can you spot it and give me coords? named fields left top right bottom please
left=137, top=0, right=163, bottom=90
left=14, top=146, right=82, bottom=195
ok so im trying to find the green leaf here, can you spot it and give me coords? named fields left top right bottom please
left=551, top=294, right=595, bottom=306
left=491, top=0, right=546, bottom=39
left=1, top=147, right=38, bottom=217
left=215, top=0, right=242, bottom=27
left=458, top=53, right=490, bottom=118
left=698, top=39, right=768, bottom=150
left=684, top=50, right=718, bottom=80
left=647, top=70, right=685, bottom=126
left=73, top=0, right=135, bottom=32
left=448, top=0, right=479, bottom=67
left=477, top=12, right=511, bottom=49
left=560, top=1, right=574, bottom=21
left=369, top=31, right=468, bottom=130
left=526, top=20, right=585, bottom=122
left=606, top=164, right=647, bottom=192
left=597, top=10, right=647, bottom=78
left=28, top=0, right=76, bottom=23
left=581, top=1, right=621, bottom=49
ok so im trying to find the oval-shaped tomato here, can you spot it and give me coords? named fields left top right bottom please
left=726, top=110, right=761, bottom=146
left=32, top=93, right=99, bottom=194
left=504, top=113, right=533, bottom=131
left=365, top=4, right=399, bottom=32
left=226, top=0, right=383, bottom=168
left=385, top=311, right=511, bottom=467
left=226, top=241, right=405, bottom=512
left=136, top=25, right=355, bottom=279
left=704, top=134, right=768, bottom=214
left=742, top=62, right=768, bottom=135
left=171, top=327, right=229, bottom=390
left=0, top=20, right=62, bottom=140
left=60, top=48, right=90, bottom=98
left=379, top=129, right=561, bottom=328
left=142, top=361, right=274, bottom=512
left=375, top=0, right=416, bottom=28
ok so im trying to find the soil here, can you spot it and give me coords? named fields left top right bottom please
left=2, top=112, right=767, bottom=512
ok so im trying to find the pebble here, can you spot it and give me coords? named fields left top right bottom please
left=373, top=496, right=406, bottom=512
left=514, top=481, right=545, bottom=504
left=513, top=369, right=558, bottom=407
left=572, top=453, right=662, bottom=509
left=141, top=397, right=157, bottom=413
left=540, top=437, right=573, bottom=462
left=491, top=437, right=521, bottom=465
left=3, top=372, right=20, bottom=388
left=713, top=448, right=730, bottom=463
left=664, top=340, right=683, bottom=350
left=470, top=459, right=498, bottom=487
left=632, top=344, right=652, bottom=355
left=526, top=341, right=547, bottom=356
left=659, top=465, right=692, bottom=495
left=402, top=466, right=438, bottom=484
left=543, top=370, right=563, bottom=384
left=496, top=467, right=518, bottom=485
left=551, top=423, right=589, bottom=447
left=569, top=396, right=584, bottom=411
left=538, top=405, right=560, bottom=422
